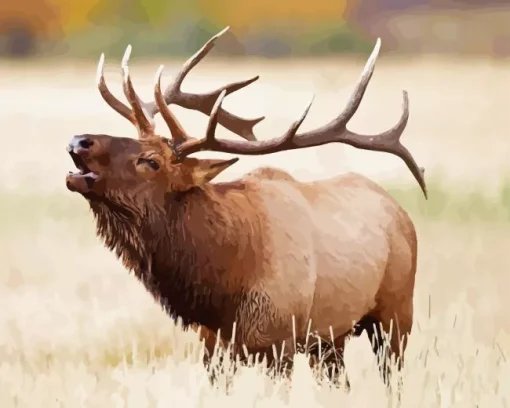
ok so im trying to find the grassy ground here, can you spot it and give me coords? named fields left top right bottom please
left=1, top=55, right=509, bottom=406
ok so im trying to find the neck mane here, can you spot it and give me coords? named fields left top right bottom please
left=88, top=182, right=261, bottom=335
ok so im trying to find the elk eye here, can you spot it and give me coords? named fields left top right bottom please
left=147, top=160, right=160, bottom=170
left=137, top=158, right=160, bottom=171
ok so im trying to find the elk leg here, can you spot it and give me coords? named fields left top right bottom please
left=324, top=334, right=350, bottom=390
left=358, top=301, right=412, bottom=387
left=355, top=315, right=389, bottom=382
left=266, top=337, right=303, bottom=378
left=306, top=333, right=350, bottom=390
left=193, top=325, right=230, bottom=386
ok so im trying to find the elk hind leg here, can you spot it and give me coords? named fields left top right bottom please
left=356, top=301, right=412, bottom=386
left=354, top=315, right=389, bottom=382
left=325, top=334, right=350, bottom=389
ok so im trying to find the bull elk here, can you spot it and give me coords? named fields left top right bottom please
left=65, top=27, right=427, bottom=386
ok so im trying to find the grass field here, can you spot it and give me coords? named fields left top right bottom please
left=1, top=54, right=510, bottom=407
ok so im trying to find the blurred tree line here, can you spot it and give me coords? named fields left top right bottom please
left=1, top=0, right=509, bottom=58
left=0, top=0, right=375, bottom=58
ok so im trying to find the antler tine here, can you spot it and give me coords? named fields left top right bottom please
left=96, top=53, right=135, bottom=124
left=205, top=89, right=228, bottom=142
left=335, top=38, right=381, bottom=125
left=171, top=89, right=228, bottom=160
left=173, top=26, right=232, bottom=88
left=154, top=65, right=191, bottom=145
left=120, top=45, right=156, bottom=138
left=176, top=38, right=428, bottom=199
left=175, top=93, right=316, bottom=157
left=144, top=27, right=265, bottom=141
left=97, top=48, right=157, bottom=138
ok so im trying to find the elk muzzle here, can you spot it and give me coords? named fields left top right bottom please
left=66, top=135, right=100, bottom=194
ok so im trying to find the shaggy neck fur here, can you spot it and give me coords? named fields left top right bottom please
left=88, top=182, right=261, bottom=337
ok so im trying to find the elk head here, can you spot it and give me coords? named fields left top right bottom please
left=66, top=26, right=427, bottom=213
left=66, top=28, right=265, bottom=208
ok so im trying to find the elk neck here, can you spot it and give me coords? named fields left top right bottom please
left=88, top=181, right=264, bottom=335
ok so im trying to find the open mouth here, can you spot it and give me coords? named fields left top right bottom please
left=68, top=151, right=99, bottom=186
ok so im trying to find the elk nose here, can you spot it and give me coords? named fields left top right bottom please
left=67, top=135, right=94, bottom=153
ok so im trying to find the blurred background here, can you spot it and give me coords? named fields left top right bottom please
left=2, top=2, right=510, bottom=405
left=1, top=0, right=510, bottom=58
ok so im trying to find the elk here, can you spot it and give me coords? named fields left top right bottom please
left=65, top=27, right=427, bottom=385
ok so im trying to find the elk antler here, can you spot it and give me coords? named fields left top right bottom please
left=96, top=26, right=264, bottom=141
left=120, top=46, right=157, bottom=138
left=172, top=38, right=428, bottom=199
left=154, top=65, right=190, bottom=145
left=96, top=48, right=155, bottom=139
left=144, top=27, right=264, bottom=141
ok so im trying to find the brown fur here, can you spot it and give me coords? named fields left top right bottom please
left=66, top=31, right=423, bottom=387
left=66, top=131, right=417, bottom=384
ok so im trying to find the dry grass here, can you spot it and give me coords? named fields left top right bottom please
left=1, top=55, right=510, bottom=406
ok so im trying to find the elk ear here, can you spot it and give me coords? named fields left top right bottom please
left=191, top=157, right=239, bottom=185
